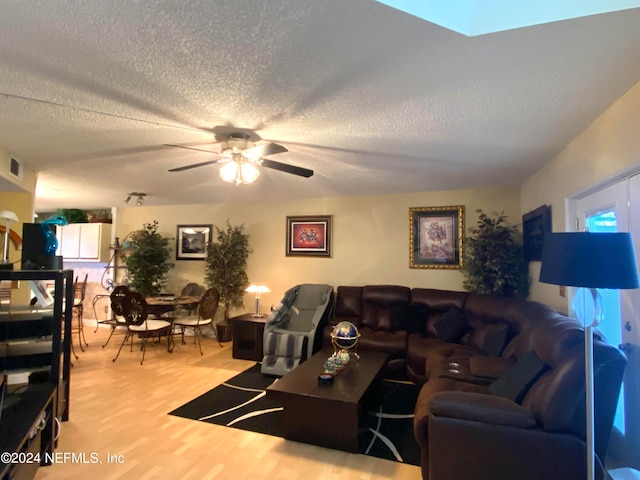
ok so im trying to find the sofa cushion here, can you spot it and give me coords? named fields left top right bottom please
left=390, top=302, right=429, bottom=334
left=424, top=343, right=482, bottom=378
left=488, top=350, right=549, bottom=404
left=406, top=335, right=451, bottom=385
left=362, top=285, right=412, bottom=330
left=466, top=323, right=511, bottom=357
left=357, top=326, right=408, bottom=357
left=429, top=391, right=538, bottom=429
left=433, top=306, right=471, bottom=343
left=334, top=286, right=363, bottom=317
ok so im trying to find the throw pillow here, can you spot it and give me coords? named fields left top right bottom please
left=487, top=350, right=549, bottom=404
left=433, top=306, right=472, bottom=343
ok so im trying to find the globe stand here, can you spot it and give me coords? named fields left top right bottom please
left=332, top=341, right=360, bottom=361
left=330, top=321, right=361, bottom=361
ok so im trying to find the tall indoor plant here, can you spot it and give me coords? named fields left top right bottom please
left=462, top=209, right=529, bottom=298
left=123, top=220, right=174, bottom=297
left=204, top=221, right=252, bottom=320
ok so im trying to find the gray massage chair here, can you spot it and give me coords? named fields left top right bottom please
left=260, top=284, right=334, bottom=376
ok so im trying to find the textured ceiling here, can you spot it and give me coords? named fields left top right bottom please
left=0, top=0, right=639, bottom=212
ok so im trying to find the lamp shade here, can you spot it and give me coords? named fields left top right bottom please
left=0, top=210, right=18, bottom=222
left=220, top=160, right=260, bottom=185
left=245, top=285, right=271, bottom=294
left=539, top=232, right=639, bottom=289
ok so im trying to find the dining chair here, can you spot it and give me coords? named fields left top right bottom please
left=112, top=291, right=173, bottom=364
left=102, top=285, right=131, bottom=348
left=173, top=287, right=221, bottom=355
left=178, top=282, right=206, bottom=316
left=70, top=273, right=88, bottom=353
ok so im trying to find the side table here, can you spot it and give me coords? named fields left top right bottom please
left=228, top=313, right=267, bottom=361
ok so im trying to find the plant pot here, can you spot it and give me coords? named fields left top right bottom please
left=216, top=322, right=233, bottom=343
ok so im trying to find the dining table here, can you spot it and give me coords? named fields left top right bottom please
left=144, top=295, right=202, bottom=318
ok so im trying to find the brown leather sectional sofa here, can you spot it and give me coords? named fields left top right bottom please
left=322, top=285, right=627, bottom=480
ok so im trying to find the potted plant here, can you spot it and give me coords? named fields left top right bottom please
left=204, top=221, right=252, bottom=320
left=58, top=208, right=88, bottom=223
left=123, top=220, right=174, bottom=297
left=462, top=209, right=529, bottom=298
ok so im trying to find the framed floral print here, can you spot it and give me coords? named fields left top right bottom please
left=409, top=206, right=464, bottom=269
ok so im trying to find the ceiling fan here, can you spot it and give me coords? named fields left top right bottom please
left=166, top=133, right=314, bottom=185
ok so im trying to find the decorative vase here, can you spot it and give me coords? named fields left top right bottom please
left=323, top=356, right=337, bottom=376
left=338, top=349, right=351, bottom=366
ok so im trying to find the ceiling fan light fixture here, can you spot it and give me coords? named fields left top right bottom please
left=221, top=132, right=253, bottom=154
left=219, top=159, right=260, bottom=185
left=125, top=192, right=146, bottom=206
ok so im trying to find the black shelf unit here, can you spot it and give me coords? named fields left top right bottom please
left=0, top=269, right=73, bottom=480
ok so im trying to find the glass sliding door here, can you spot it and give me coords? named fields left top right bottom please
left=575, top=178, right=640, bottom=469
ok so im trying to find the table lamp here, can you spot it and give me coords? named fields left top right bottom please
left=245, top=284, right=271, bottom=317
left=539, top=231, right=639, bottom=480
left=0, top=210, right=18, bottom=270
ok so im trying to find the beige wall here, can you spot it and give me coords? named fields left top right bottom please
left=0, top=191, right=34, bottom=267
left=0, top=148, right=38, bottom=302
left=0, top=146, right=38, bottom=266
left=116, top=187, right=520, bottom=318
left=0, top=148, right=37, bottom=195
left=521, top=80, right=640, bottom=313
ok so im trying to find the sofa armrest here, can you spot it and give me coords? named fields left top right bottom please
left=429, top=391, right=537, bottom=429
left=469, top=355, right=515, bottom=378
left=435, top=371, right=494, bottom=386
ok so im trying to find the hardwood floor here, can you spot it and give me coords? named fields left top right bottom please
left=34, top=325, right=421, bottom=479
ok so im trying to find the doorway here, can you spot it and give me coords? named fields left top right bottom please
left=574, top=175, right=640, bottom=469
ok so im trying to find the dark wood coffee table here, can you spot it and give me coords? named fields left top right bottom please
left=266, top=348, right=388, bottom=453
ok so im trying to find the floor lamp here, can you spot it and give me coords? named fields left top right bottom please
left=539, top=232, right=639, bottom=480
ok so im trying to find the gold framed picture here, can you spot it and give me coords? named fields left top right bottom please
left=409, top=206, right=464, bottom=269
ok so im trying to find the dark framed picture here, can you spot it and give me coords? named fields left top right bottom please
left=286, top=215, right=332, bottom=257
left=176, top=224, right=212, bottom=260
left=410, top=206, right=464, bottom=269
left=522, top=205, right=552, bottom=261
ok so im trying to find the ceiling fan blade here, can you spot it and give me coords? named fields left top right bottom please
left=164, top=144, right=221, bottom=154
left=242, top=142, right=288, bottom=159
left=260, top=158, right=314, bottom=178
left=168, top=160, right=220, bottom=172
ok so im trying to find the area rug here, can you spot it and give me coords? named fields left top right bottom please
left=168, top=364, right=421, bottom=466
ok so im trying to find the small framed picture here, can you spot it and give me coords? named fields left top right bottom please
left=176, top=225, right=212, bottom=260
left=28, top=280, right=55, bottom=308
left=410, top=206, right=464, bottom=269
left=522, top=205, right=551, bottom=262
left=286, top=216, right=332, bottom=257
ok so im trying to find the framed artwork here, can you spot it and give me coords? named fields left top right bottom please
left=28, top=280, right=55, bottom=307
left=410, top=206, right=464, bottom=269
left=522, top=205, right=552, bottom=261
left=176, top=224, right=212, bottom=260
left=286, top=215, right=332, bottom=257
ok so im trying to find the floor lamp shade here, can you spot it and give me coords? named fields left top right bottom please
left=539, top=232, right=639, bottom=290
left=539, top=231, right=639, bottom=480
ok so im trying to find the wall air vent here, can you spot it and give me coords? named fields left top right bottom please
left=10, top=157, right=23, bottom=180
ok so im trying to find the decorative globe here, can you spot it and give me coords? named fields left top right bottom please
left=331, top=321, right=360, bottom=351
